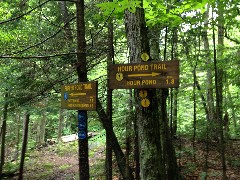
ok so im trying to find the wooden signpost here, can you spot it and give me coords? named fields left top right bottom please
left=61, top=81, right=97, bottom=111
left=109, top=60, right=179, bottom=89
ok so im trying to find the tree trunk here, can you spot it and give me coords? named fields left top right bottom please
left=18, top=112, right=30, bottom=180
left=193, top=65, right=197, bottom=162
left=202, top=5, right=216, bottom=139
left=14, top=110, right=21, bottom=161
left=57, top=109, right=64, bottom=142
left=172, top=89, right=178, bottom=136
left=59, top=1, right=73, bottom=41
left=76, top=0, right=89, bottom=179
left=40, top=110, right=47, bottom=144
left=215, top=2, right=227, bottom=179
left=0, top=92, right=8, bottom=176
left=124, top=5, right=163, bottom=179
left=105, top=2, right=114, bottom=178
left=126, top=89, right=134, bottom=179
left=149, top=25, right=166, bottom=179
left=96, top=99, right=134, bottom=179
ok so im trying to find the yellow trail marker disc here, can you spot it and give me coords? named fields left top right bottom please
left=139, top=90, right=148, bottom=98
left=141, top=53, right=149, bottom=61
left=116, top=73, right=123, bottom=81
left=141, top=98, right=150, bottom=107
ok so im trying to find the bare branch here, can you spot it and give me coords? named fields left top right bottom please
left=0, top=0, right=50, bottom=25
left=5, top=16, right=76, bottom=56
left=0, top=52, right=77, bottom=60
left=225, top=33, right=240, bottom=44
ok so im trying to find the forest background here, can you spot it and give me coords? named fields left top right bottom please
left=0, top=0, right=239, bottom=179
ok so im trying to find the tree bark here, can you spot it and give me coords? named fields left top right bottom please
left=59, top=1, right=73, bottom=41
left=124, top=5, right=163, bottom=179
left=18, top=112, right=30, bottom=180
left=202, top=5, right=216, bottom=138
left=0, top=92, right=8, bottom=176
left=96, top=99, right=134, bottom=179
left=57, top=109, right=64, bottom=142
left=215, top=2, right=227, bottom=179
left=105, top=2, right=114, bottom=178
left=40, top=110, right=47, bottom=144
left=76, top=0, right=89, bottom=179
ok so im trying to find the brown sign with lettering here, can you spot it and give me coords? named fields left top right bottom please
left=109, top=60, right=179, bottom=89
left=61, top=81, right=97, bottom=110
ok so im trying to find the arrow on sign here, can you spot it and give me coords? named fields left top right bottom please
left=128, top=72, right=161, bottom=77
left=70, top=93, right=86, bottom=96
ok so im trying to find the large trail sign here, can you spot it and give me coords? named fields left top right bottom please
left=61, top=81, right=97, bottom=111
left=109, top=60, right=179, bottom=89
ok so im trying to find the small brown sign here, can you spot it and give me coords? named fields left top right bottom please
left=109, top=60, right=179, bottom=89
left=61, top=81, right=97, bottom=110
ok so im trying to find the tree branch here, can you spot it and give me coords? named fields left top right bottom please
left=0, top=0, right=50, bottom=25
left=0, top=52, right=77, bottom=59
left=4, top=16, right=76, bottom=56
left=224, top=33, right=240, bottom=44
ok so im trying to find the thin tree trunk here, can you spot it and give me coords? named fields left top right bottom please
left=14, top=111, right=21, bottom=161
left=105, top=3, right=114, bottom=178
left=193, top=65, right=197, bottom=162
left=0, top=92, right=8, bottom=176
left=96, top=99, right=134, bottom=179
left=214, top=4, right=227, bottom=179
left=57, top=109, right=64, bottom=142
left=59, top=1, right=73, bottom=41
left=76, top=0, right=89, bottom=179
left=227, top=86, right=237, bottom=133
left=134, top=114, right=140, bottom=180
left=40, top=110, right=47, bottom=144
left=125, top=89, right=133, bottom=180
left=172, top=89, right=178, bottom=136
left=18, top=112, right=30, bottom=180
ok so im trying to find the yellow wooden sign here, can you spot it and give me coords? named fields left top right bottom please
left=61, top=81, right=97, bottom=111
left=109, top=60, right=179, bottom=89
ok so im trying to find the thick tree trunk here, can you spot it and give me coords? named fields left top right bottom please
left=202, top=5, right=216, bottom=138
left=125, top=5, right=163, bottom=179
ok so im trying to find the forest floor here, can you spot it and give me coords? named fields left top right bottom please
left=3, top=137, right=240, bottom=180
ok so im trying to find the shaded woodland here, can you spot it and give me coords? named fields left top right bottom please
left=0, top=0, right=239, bottom=179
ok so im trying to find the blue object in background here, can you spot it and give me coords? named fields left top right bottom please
left=64, top=92, right=68, bottom=100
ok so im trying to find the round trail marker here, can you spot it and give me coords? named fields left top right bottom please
left=141, top=53, right=149, bottom=61
left=141, top=98, right=150, bottom=107
left=139, top=90, right=148, bottom=98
